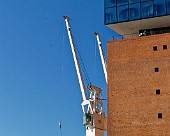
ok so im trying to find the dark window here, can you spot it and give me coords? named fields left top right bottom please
left=129, top=0, right=140, bottom=4
left=141, top=1, right=153, bottom=18
left=158, top=113, right=162, bottom=118
left=104, top=0, right=170, bottom=25
left=118, top=5, right=129, bottom=22
left=117, top=0, right=128, bottom=6
left=166, top=0, right=170, bottom=14
left=129, top=3, right=141, bottom=20
left=156, top=89, right=160, bottom=94
left=154, top=0, right=166, bottom=16
left=163, top=45, right=167, bottom=50
left=105, top=0, right=116, bottom=8
left=141, top=0, right=153, bottom=1
left=153, top=46, right=157, bottom=51
left=155, top=67, right=159, bottom=72
left=105, top=7, right=117, bottom=24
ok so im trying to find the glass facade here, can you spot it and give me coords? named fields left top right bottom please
left=105, top=0, right=170, bottom=24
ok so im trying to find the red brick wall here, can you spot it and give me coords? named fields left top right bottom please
left=107, top=33, right=170, bottom=136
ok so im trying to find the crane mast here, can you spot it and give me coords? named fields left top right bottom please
left=64, top=16, right=107, bottom=136
left=95, top=33, right=107, bottom=84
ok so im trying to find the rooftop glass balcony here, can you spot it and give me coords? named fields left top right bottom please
left=105, top=0, right=170, bottom=37
left=105, top=0, right=170, bottom=24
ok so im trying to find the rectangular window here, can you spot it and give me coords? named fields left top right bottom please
left=129, top=3, right=141, bottom=20
left=163, top=45, right=167, bottom=50
left=155, top=67, right=159, bottom=72
left=117, top=5, right=128, bottom=22
left=153, top=46, right=157, bottom=51
left=105, top=7, right=117, bottom=24
left=156, top=89, right=160, bottom=94
left=141, top=1, right=153, bottom=18
left=158, top=113, right=162, bottom=118
left=154, top=0, right=166, bottom=16
left=166, top=0, right=170, bottom=14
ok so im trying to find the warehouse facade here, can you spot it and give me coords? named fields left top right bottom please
left=105, top=1, right=170, bottom=135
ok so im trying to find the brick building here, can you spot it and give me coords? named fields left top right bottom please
left=107, top=33, right=170, bottom=135
left=104, top=0, right=170, bottom=135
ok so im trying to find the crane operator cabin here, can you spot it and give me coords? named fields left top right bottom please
left=105, top=0, right=170, bottom=135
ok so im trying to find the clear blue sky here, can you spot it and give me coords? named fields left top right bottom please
left=0, top=0, right=116, bottom=136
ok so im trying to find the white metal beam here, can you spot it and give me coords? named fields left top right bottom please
left=64, top=16, right=88, bottom=102
left=95, top=33, right=107, bottom=84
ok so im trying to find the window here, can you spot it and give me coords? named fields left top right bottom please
left=117, top=0, right=128, bottom=6
left=153, top=0, right=166, bottom=16
left=141, top=0, right=152, bottom=1
left=118, top=5, right=129, bottom=22
left=105, top=0, right=116, bottom=8
left=129, top=0, right=140, bottom=4
left=104, top=0, right=170, bottom=25
left=166, top=0, right=170, bottom=14
left=156, top=89, right=160, bottom=94
left=163, top=45, right=167, bottom=50
left=153, top=46, right=157, bottom=51
left=105, top=7, right=117, bottom=24
left=129, top=3, right=141, bottom=20
left=141, top=1, right=153, bottom=18
left=158, top=113, right=162, bottom=118
left=155, top=67, right=159, bottom=72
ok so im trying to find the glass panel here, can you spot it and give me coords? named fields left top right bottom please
left=141, top=1, right=153, bottom=18
left=117, top=0, right=128, bottom=6
left=117, top=5, right=128, bottom=22
left=105, top=0, right=116, bottom=8
left=129, top=0, right=140, bottom=4
left=166, top=0, right=170, bottom=14
left=105, top=7, right=117, bottom=24
left=129, top=3, right=140, bottom=20
left=141, top=0, right=152, bottom=1
left=154, top=0, right=166, bottom=16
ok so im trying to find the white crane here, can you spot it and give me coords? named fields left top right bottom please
left=95, top=32, right=107, bottom=84
left=63, top=16, right=107, bottom=136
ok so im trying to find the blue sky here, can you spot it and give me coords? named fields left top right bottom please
left=0, top=0, right=116, bottom=136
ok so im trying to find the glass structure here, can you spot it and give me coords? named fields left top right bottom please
left=105, top=0, right=170, bottom=24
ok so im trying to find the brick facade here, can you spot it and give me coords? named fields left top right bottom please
left=107, top=33, right=170, bottom=136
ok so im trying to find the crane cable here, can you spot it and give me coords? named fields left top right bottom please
left=93, top=38, right=97, bottom=82
left=75, top=44, right=91, bottom=85
left=69, top=24, right=91, bottom=85
left=61, top=27, right=65, bottom=88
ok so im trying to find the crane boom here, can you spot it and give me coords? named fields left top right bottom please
left=64, top=16, right=88, bottom=101
left=95, top=33, right=107, bottom=84
left=64, top=16, right=107, bottom=136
